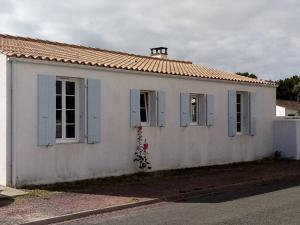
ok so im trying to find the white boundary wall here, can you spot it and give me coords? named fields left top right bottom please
left=274, top=118, right=300, bottom=160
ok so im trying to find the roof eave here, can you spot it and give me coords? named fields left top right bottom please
left=7, top=56, right=276, bottom=87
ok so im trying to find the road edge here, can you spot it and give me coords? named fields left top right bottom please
left=21, top=175, right=300, bottom=225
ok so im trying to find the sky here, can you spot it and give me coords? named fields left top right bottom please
left=0, top=0, right=299, bottom=80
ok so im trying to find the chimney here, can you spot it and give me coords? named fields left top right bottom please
left=150, top=47, right=168, bottom=59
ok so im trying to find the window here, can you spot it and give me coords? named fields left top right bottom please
left=228, top=90, right=256, bottom=137
left=140, top=92, right=149, bottom=125
left=236, top=93, right=242, bottom=133
left=56, top=79, right=78, bottom=142
left=187, top=94, right=206, bottom=126
left=190, top=95, right=199, bottom=125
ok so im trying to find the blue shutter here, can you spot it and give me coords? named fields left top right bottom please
left=228, top=90, right=237, bottom=137
left=180, top=93, right=190, bottom=127
left=199, top=95, right=206, bottom=126
left=130, top=89, right=140, bottom=127
left=38, top=75, right=55, bottom=146
left=249, top=92, right=256, bottom=136
left=157, top=91, right=166, bottom=127
left=87, top=79, right=101, bottom=144
left=206, top=94, right=214, bottom=126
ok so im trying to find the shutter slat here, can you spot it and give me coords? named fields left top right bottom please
left=249, top=92, right=256, bottom=136
left=38, top=75, right=55, bottom=146
left=228, top=90, right=237, bottom=137
left=206, top=94, right=214, bottom=126
left=157, top=91, right=166, bottom=127
left=130, top=89, right=140, bottom=127
left=87, top=79, right=101, bottom=144
left=199, top=95, right=206, bottom=125
left=180, top=93, right=190, bottom=127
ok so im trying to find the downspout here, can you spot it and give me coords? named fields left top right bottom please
left=10, top=60, right=16, bottom=187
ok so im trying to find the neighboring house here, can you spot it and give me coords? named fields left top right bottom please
left=0, top=34, right=276, bottom=187
left=276, top=100, right=300, bottom=116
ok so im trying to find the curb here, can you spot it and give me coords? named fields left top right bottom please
left=21, top=199, right=161, bottom=225
left=21, top=174, right=300, bottom=225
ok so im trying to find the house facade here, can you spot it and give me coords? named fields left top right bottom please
left=0, top=34, right=276, bottom=187
left=276, top=100, right=300, bottom=116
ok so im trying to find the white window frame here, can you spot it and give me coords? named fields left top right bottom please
left=236, top=92, right=243, bottom=134
left=56, top=78, right=80, bottom=143
left=140, top=91, right=150, bottom=126
left=190, top=94, right=199, bottom=125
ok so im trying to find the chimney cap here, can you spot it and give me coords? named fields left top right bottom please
left=150, top=47, right=168, bottom=51
left=150, top=47, right=168, bottom=58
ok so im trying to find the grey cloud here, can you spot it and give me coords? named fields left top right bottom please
left=0, top=0, right=14, bottom=14
left=0, top=0, right=299, bottom=80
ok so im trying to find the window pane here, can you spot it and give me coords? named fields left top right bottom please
left=56, top=125, right=62, bottom=138
left=66, top=125, right=75, bottom=138
left=66, top=110, right=75, bottom=123
left=237, top=122, right=241, bottom=132
left=66, top=96, right=75, bottom=109
left=66, top=82, right=75, bottom=95
left=191, top=106, right=197, bottom=122
left=140, top=93, right=145, bottom=107
left=56, top=110, right=62, bottom=123
left=237, top=113, right=241, bottom=123
left=192, top=113, right=197, bottom=122
left=56, top=81, right=62, bottom=94
left=236, top=94, right=241, bottom=103
left=145, top=93, right=148, bottom=106
left=56, top=96, right=62, bottom=109
left=236, top=93, right=242, bottom=133
left=237, top=103, right=241, bottom=113
left=140, top=108, right=147, bottom=122
left=191, top=96, right=198, bottom=123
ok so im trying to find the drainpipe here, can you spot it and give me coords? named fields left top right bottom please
left=10, top=60, right=16, bottom=187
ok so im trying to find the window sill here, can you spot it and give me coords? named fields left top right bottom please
left=56, top=139, right=80, bottom=144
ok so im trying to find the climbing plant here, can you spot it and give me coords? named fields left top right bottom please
left=133, top=126, right=151, bottom=171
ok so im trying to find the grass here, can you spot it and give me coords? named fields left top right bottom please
left=129, top=198, right=140, bottom=203
left=14, top=188, right=58, bottom=202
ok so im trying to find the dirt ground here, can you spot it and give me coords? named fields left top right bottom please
left=0, top=159, right=299, bottom=225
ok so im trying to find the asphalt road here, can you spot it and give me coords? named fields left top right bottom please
left=56, top=179, right=300, bottom=225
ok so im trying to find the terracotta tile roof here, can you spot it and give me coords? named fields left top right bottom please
left=0, top=34, right=274, bottom=86
left=276, top=100, right=300, bottom=111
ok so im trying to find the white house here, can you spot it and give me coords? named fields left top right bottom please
left=276, top=100, right=300, bottom=116
left=0, top=34, right=276, bottom=187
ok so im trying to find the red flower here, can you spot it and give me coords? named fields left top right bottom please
left=143, top=143, right=149, bottom=150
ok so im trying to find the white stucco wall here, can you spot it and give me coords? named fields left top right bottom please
left=274, top=119, right=300, bottom=160
left=0, top=54, right=10, bottom=186
left=10, top=59, right=276, bottom=186
left=276, top=105, right=286, bottom=116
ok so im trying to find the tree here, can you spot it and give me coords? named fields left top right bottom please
left=293, top=84, right=300, bottom=101
left=276, top=75, right=300, bottom=100
left=236, top=72, right=258, bottom=79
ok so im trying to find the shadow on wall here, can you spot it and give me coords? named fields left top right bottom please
left=19, top=160, right=300, bottom=204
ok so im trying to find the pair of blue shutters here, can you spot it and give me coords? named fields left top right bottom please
left=130, top=90, right=166, bottom=127
left=180, top=93, right=214, bottom=127
left=228, top=90, right=256, bottom=137
left=38, top=75, right=101, bottom=146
